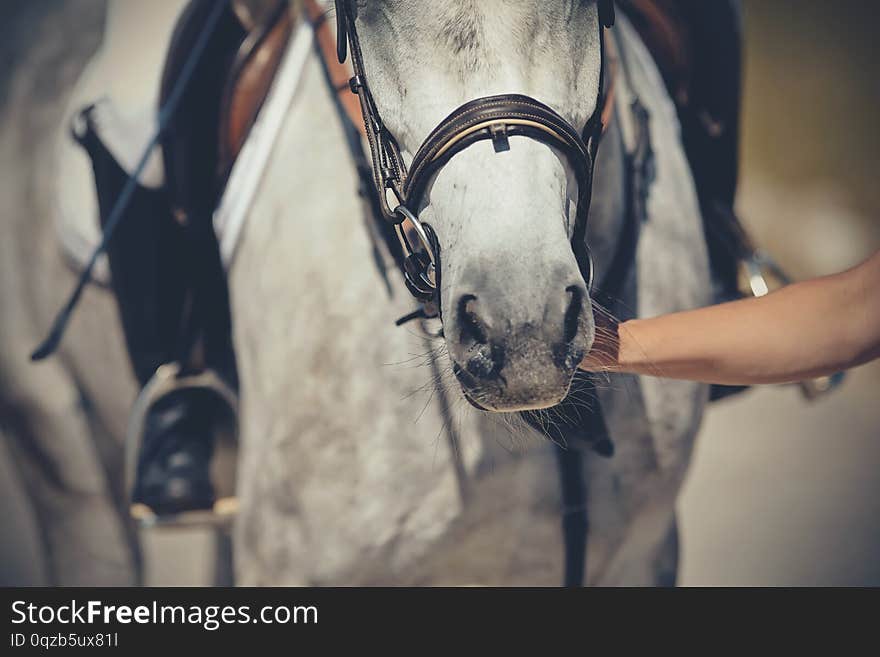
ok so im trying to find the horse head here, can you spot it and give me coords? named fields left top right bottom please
left=345, top=0, right=606, bottom=411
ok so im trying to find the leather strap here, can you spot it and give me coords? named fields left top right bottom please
left=304, top=0, right=364, bottom=135
left=403, top=94, right=594, bottom=213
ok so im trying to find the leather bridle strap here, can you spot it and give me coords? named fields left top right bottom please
left=304, top=0, right=363, bottom=134
left=404, top=94, right=593, bottom=213
left=337, top=1, right=407, bottom=221
left=401, top=91, right=604, bottom=294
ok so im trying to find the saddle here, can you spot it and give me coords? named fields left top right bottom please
left=75, top=0, right=294, bottom=387
left=62, top=0, right=297, bottom=525
left=162, top=0, right=294, bottom=220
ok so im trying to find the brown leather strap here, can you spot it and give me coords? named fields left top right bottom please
left=601, top=28, right=618, bottom=132
left=219, top=2, right=294, bottom=177
left=303, top=0, right=364, bottom=135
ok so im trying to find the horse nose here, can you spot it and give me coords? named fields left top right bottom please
left=455, top=294, right=506, bottom=381
left=453, top=283, right=589, bottom=382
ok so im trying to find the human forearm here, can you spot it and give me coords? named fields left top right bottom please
left=582, top=252, right=880, bottom=385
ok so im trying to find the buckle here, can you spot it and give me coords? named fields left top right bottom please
left=394, top=206, right=437, bottom=290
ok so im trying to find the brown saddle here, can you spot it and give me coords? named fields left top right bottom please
left=159, top=0, right=294, bottom=223
left=218, top=0, right=294, bottom=183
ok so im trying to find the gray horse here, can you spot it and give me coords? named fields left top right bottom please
left=0, top=0, right=709, bottom=586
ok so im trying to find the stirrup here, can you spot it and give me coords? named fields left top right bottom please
left=125, top=362, right=239, bottom=528
left=740, top=251, right=845, bottom=401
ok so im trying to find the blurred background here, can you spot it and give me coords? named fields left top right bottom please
left=679, top=0, right=880, bottom=586
left=0, top=0, right=878, bottom=586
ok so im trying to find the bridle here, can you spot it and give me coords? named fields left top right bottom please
left=334, top=0, right=616, bottom=305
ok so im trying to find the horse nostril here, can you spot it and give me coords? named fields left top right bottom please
left=457, top=294, right=488, bottom=345
left=465, top=343, right=505, bottom=381
left=562, top=284, right=585, bottom=345
left=454, top=295, right=504, bottom=382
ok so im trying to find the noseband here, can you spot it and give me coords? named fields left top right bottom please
left=334, top=0, right=615, bottom=304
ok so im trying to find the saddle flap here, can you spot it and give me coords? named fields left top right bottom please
left=76, top=100, right=165, bottom=189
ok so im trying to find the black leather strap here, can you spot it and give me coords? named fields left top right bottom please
left=556, top=446, right=588, bottom=587
left=599, top=0, right=616, bottom=29
left=335, top=0, right=348, bottom=63
left=336, top=0, right=407, bottom=220
left=404, top=94, right=593, bottom=211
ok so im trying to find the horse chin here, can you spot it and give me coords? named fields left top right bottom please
left=460, top=387, right=571, bottom=413
left=455, top=364, right=573, bottom=413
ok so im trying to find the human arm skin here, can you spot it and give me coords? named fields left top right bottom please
left=580, top=250, right=880, bottom=385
